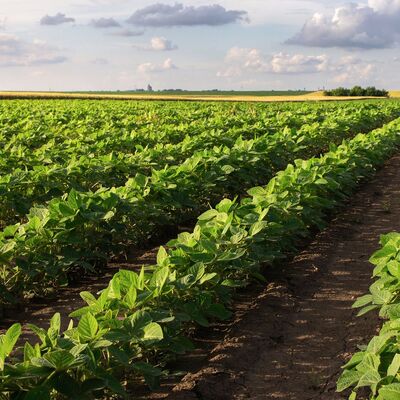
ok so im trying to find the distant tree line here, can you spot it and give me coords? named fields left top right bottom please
left=324, top=86, right=389, bottom=97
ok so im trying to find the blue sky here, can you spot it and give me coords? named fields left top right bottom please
left=0, top=0, right=399, bottom=91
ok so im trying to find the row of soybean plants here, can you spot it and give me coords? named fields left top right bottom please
left=1, top=101, right=397, bottom=226
left=337, top=232, right=400, bottom=399
left=0, top=100, right=389, bottom=226
left=0, top=101, right=351, bottom=224
left=1, top=100, right=395, bottom=178
left=2, top=117, right=400, bottom=399
left=0, top=103, right=397, bottom=308
left=0, top=99, right=347, bottom=224
left=0, top=99, right=333, bottom=172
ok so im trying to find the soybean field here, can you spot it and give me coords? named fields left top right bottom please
left=1, top=99, right=400, bottom=399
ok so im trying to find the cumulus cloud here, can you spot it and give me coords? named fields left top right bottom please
left=111, top=29, right=144, bottom=37
left=150, top=36, right=177, bottom=51
left=331, top=56, right=376, bottom=84
left=127, top=3, right=247, bottom=27
left=287, top=0, right=400, bottom=49
left=0, top=34, right=67, bottom=67
left=218, top=47, right=328, bottom=76
left=91, top=17, right=120, bottom=28
left=135, top=37, right=178, bottom=51
left=270, top=53, right=329, bottom=73
left=218, top=47, right=378, bottom=87
left=40, top=13, right=75, bottom=26
left=137, top=57, right=177, bottom=73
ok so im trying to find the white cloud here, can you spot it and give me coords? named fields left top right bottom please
left=217, top=47, right=379, bottom=87
left=127, top=3, right=248, bottom=27
left=91, top=17, right=120, bottom=28
left=270, top=53, right=329, bottom=73
left=288, top=0, right=400, bottom=49
left=225, top=47, right=268, bottom=71
left=331, top=56, right=376, bottom=84
left=40, top=12, right=75, bottom=26
left=0, top=33, right=67, bottom=67
left=134, top=36, right=178, bottom=51
left=137, top=57, right=177, bottom=73
left=150, top=37, right=177, bottom=51
left=218, top=47, right=328, bottom=76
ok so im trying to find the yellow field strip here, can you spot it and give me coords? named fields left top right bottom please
left=0, top=90, right=394, bottom=102
left=0, top=90, right=400, bottom=103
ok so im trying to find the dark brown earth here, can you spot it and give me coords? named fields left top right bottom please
left=3, top=153, right=400, bottom=399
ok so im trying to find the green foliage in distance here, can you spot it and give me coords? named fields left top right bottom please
left=324, top=86, right=389, bottom=97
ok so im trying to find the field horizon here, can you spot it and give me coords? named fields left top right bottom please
left=0, top=89, right=398, bottom=102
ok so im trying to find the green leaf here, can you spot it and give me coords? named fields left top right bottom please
left=366, top=334, right=393, bottom=355
left=198, top=209, right=219, bottom=221
left=142, top=322, right=163, bottom=343
left=123, top=286, right=137, bottom=309
left=108, top=276, right=121, bottom=300
left=343, top=352, right=365, bottom=369
left=356, top=370, right=381, bottom=390
left=357, top=305, right=379, bottom=317
left=348, top=392, right=356, bottom=400
left=80, top=291, right=97, bottom=306
left=156, top=246, right=169, bottom=266
left=2, top=323, right=21, bottom=356
left=78, top=313, right=99, bottom=341
left=0, top=323, right=21, bottom=370
left=151, top=266, right=170, bottom=293
left=353, top=294, right=373, bottom=309
left=247, top=186, right=266, bottom=197
left=24, top=342, right=41, bottom=363
left=370, top=245, right=397, bottom=265
left=199, top=272, right=217, bottom=284
left=388, top=354, right=400, bottom=377
left=50, top=313, right=61, bottom=334
left=387, top=260, right=400, bottom=277
left=337, top=369, right=364, bottom=392
left=378, top=383, right=400, bottom=399
left=42, top=350, right=76, bottom=371
left=249, top=221, right=268, bottom=237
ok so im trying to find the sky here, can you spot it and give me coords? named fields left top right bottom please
left=0, top=0, right=399, bottom=91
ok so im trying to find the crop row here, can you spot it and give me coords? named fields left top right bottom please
left=2, top=102, right=398, bottom=226
left=1, top=105, right=398, bottom=307
left=337, top=232, right=400, bottom=399
left=1, top=101, right=396, bottom=179
left=0, top=99, right=344, bottom=174
left=2, top=116, right=400, bottom=399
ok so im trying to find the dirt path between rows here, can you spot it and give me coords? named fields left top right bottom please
left=163, top=153, right=400, bottom=400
